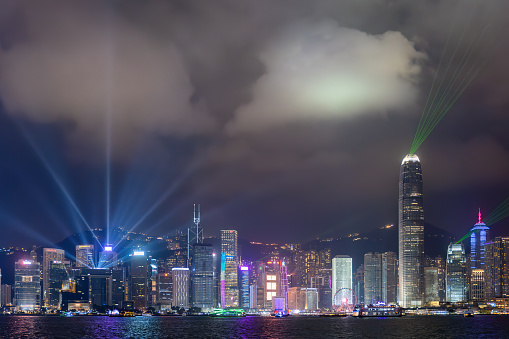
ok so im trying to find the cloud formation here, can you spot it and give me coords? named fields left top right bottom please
left=0, top=1, right=215, bottom=158
left=228, top=21, right=425, bottom=133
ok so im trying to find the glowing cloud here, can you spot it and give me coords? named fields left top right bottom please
left=227, top=20, right=425, bottom=133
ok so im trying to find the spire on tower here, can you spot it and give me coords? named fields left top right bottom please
left=478, top=208, right=482, bottom=224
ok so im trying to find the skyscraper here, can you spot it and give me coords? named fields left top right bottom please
left=42, top=248, right=65, bottom=307
left=381, top=252, right=398, bottom=304
left=191, top=243, right=214, bottom=309
left=130, top=250, right=148, bottom=310
left=470, top=209, right=490, bottom=270
left=484, top=237, right=509, bottom=298
left=48, top=261, right=68, bottom=309
left=187, top=204, right=203, bottom=267
left=364, top=253, right=382, bottom=304
left=220, top=230, right=238, bottom=307
left=76, top=245, right=94, bottom=268
left=14, top=259, right=41, bottom=312
left=98, top=245, right=118, bottom=268
left=398, top=154, right=424, bottom=308
left=331, top=255, right=352, bottom=307
left=446, top=243, right=467, bottom=303
left=239, top=266, right=250, bottom=309
left=172, top=268, right=190, bottom=309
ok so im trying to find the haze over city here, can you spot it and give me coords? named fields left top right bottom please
left=0, top=0, right=508, bottom=247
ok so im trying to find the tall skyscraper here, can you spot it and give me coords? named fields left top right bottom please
left=42, top=248, right=65, bottom=307
left=191, top=243, right=214, bottom=309
left=484, top=237, right=509, bottom=298
left=172, top=268, right=190, bottom=309
left=470, top=209, right=490, bottom=270
left=239, top=266, right=250, bottom=309
left=382, top=252, right=398, bottom=304
left=446, top=243, right=467, bottom=303
left=14, top=259, right=41, bottom=311
left=187, top=204, right=203, bottom=267
left=470, top=269, right=485, bottom=301
left=130, top=250, right=148, bottom=310
left=76, top=245, right=94, bottom=268
left=48, top=261, right=68, bottom=309
left=398, top=154, right=424, bottom=308
left=364, top=253, right=382, bottom=304
left=331, top=255, right=352, bottom=306
left=220, top=230, right=238, bottom=307
left=424, top=267, right=440, bottom=305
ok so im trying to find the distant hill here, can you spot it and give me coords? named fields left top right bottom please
left=302, top=223, right=457, bottom=268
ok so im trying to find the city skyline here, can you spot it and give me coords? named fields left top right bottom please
left=0, top=1, right=508, bottom=250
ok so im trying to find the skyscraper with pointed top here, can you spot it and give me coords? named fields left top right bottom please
left=398, top=154, right=424, bottom=308
left=469, top=209, right=490, bottom=270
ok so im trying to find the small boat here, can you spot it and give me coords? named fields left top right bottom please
left=60, top=311, right=73, bottom=317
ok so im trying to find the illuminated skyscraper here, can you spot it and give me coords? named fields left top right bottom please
left=172, top=268, right=190, bottom=309
left=239, top=266, right=250, bottom=309
left=14, top=259, right=41, bottom=311
left=76, top=245, right=94, bottom=268
left=42, top=248, right=65, bottom=307
left=382, top=252, right=398, bottom=304
left=48, top=261, right=67, bottom=309
left=469, top=209, right=490, bottom=270
left=364, top=253, right=382, bottom=304
left=484, top=237, right=509, bottom=298
left=98, top=245, right=118, bottom=268
left=398, top=154, right=424, bottom=307
left=331, top=256, right=352, bottom=306
left=220, top=230, right=238, bottom=307
left=446, top=243, right=467, bottom=303
left=130, top=251, right=148, bottom=310
left=191, top=243, right=214, bottom=309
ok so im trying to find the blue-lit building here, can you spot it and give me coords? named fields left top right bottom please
left=239, top=266, right=250, bottom=309
left=469, top=209, right=490, bottom=270
left=446, top=243, right=467, bottom=303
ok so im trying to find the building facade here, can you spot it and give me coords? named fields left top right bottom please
left=14, top=259, right=41, bottom=312
left=130, top=251, right=148, bottom=310
left=220, top=230, right=238, bottom=307
left=191, top=243, right=214, bottom=309
left=76, top=245, right=94, bottom=268
left=398, top=154, right=424, bottom=308
left=331, top=255, right=352, bottom=307
left=172, top=268, right=190, bottom=309
left=446, top=243, right=467, bottom=303
left=42, top=248, right=65, bottom=307
left=382, top=252, right=398, bottom=304
left=364, top=253, right=382, bottom=304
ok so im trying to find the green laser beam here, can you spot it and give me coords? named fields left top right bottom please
left=410, top=0, right=498, bottom=154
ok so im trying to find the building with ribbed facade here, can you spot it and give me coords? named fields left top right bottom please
left=398, top=154, right=424, bottom=308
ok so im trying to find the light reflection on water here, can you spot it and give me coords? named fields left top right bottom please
left=1, top=315, right=509, bottom=339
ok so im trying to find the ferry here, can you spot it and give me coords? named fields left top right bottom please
left=209, top=309, right=246, bottom=317
left=352, top=304, right=402, bottom=317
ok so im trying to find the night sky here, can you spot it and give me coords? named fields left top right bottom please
left=0, top=0, right=508, bottom=247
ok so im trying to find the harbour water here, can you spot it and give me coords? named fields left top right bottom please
left=0, top=315, right=508, bottom=338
